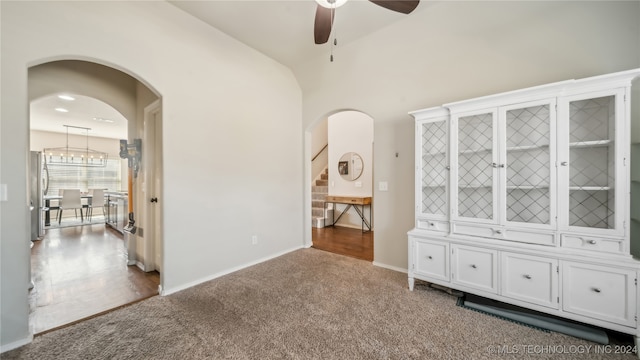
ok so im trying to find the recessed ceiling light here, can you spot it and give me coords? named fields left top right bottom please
left=55, top=108, right=69, bottom=113
left=57, top=95, right=75, bottom=101
left=92, top=117, right=114, bottom=123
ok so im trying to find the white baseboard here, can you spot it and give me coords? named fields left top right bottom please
left=160, top=245, right=304, bottom=296
left=136, top=261, right=146, bottom=272
left=373, top=261, right=407, bottom=274
left=1, top=333, right=33, bottom=354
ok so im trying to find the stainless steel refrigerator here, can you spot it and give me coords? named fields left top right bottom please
left=30, top=151, right=45, bottom=240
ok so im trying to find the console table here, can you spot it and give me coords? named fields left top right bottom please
left=324, top=195, right=372, bottom=232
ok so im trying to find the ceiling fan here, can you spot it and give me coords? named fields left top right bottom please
left=314, top=0, right=420, bottom=44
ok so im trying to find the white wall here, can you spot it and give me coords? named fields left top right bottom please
left=297, top=1, right=640, bottom=271
left=1, top=1, right=302, bottom=351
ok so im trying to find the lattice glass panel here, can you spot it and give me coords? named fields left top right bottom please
left=569, top=190, right=614, bottom=228
left=570, top=96, right=614, bottom=143
left=421, top=121, right=447, bottom=215
left=458, top=113, right=493, bottom=219
left=569, top=96, right=615, bottom=229
left=505, top=105, right=550, bottom=224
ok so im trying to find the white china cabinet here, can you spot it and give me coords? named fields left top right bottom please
left=409, top=69, right=640, bottom=345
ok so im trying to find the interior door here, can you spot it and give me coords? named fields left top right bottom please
left=143, top=100, right=163, bottom=272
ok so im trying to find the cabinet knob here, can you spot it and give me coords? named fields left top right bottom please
left=560, top=161, right=568, bottom=166
left=587, top=240, right=597, bottom=245
left=427, top=255, right=433, bottom=260
left=445, top=166, right=451, bottom=170
left=492, top=162, right=498, bottom=168
left=429, top=222, right=435, bottom=226
left=495, top=229, right=502, bottom=235
left=470, top=264, right=477, bottom=269
left=591, top=287, right=602, bottom=293
left=523, top=274, right=532, bottom=280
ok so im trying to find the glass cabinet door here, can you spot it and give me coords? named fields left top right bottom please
left=502, top=101, right=555, bottom=228
left=562, top=91, right=622, bottom=232
left=420, top=119, right=448, bottom=218
left=455, top=111, right=497, bottom=222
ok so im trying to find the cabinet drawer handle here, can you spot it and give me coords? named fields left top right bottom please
left=470, top=264, right=477, bottom=269
left=587, top=240, right=597, bottom=245
left=591, top=287, right=602, bottom=293
left=523, top=274, right=532, bottom=280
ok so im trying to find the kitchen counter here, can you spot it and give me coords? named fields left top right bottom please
left=106, top=192, right=128, bottom=234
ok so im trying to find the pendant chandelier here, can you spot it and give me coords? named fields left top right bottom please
left=44, top=125, right=108, bottom=167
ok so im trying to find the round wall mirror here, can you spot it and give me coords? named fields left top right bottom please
left=338, top=152, right=363, bottom=181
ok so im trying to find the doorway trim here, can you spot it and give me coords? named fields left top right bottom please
left=141, top=99, right=163, bottom=273
left=304, top=109, right=375, bottom=251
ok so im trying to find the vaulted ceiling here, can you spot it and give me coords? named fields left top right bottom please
left=30, top=0, right=425, bottom=138
left=169, top=0, right=423, bottom=69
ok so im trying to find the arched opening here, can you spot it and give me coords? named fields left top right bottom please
left=307, top=110, right=375, bottom=261
left=27, top=59, right=163, bottom=333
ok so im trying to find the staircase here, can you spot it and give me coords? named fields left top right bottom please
left=312, top=168, right=329, bottom=228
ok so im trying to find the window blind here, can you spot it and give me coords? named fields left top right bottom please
left=46, top=159, right=123, bottom=195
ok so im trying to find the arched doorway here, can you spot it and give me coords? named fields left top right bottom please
left=307, top=110, right=374, bottom=261
left=27, top=60, right=163, bottom=333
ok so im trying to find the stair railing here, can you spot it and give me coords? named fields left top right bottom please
left=312, top=144, right=328, bottom=162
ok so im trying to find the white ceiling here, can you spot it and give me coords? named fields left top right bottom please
left=30, top=94, right=128, bottom=140
left=168, top=0, right=422, bottom=69
left=30, top=0, right=422, bottom=139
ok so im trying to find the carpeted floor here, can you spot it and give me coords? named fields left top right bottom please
left=5, top=248, right=637, bottom=359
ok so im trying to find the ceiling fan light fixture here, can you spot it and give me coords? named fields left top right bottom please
left=315, top=0, right=348, bottom=9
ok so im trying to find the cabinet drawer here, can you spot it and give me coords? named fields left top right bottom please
left=501, top=253, right=558, bottom=309
left=453, top=223, right=555, bottom=246
left=451, top=245, right=497, bottom=293
left=453, top=223, right=500, bottom=239
left=414, top=239, right=449, bottom=282
left=562, top=262, right=636, bottom=327
left=416, top=219, right=449, bottom=233
left=504, top=229, right=555, bottom=246
left=561, top=235, right=625, bottom=254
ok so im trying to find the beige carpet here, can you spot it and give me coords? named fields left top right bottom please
left=5, top=248, right=637, bottom=359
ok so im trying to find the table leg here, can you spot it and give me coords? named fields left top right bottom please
left=352, top=204, right=371, bottom=232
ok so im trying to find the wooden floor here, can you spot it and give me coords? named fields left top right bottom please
left=312, top=226, right=373, bottom=261
left=29, top=224, right=160, bottom=334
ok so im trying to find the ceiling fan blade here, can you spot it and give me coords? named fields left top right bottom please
left=369, top=0, right=420, bottom=14
left=314, top=4, right=334, bottom=44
